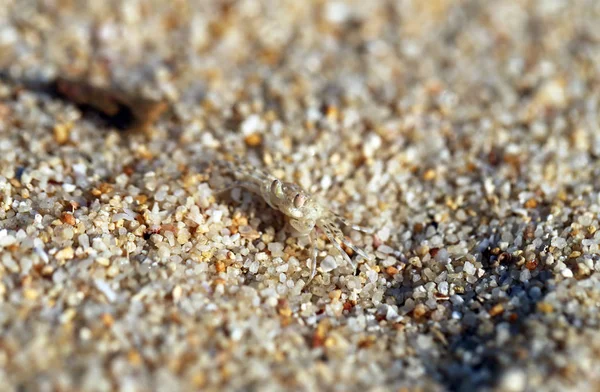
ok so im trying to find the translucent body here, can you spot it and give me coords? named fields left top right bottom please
left=214, top=160, right=372, bottom=281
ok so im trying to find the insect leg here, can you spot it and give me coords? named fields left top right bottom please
left=335, top=214, right=374, bottom=234
left=319, top=222, right=356, bottom=270
left=307, top=230, right=318, bottom=283
left=340, top=236, right=371, bottom=261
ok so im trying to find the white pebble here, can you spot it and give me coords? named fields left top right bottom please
left=366, top=269, right=378, bottom=283
left=211, top=210, right=223, bottom=223
left=450, top=295, right=464, bottom=305
left=377, top=227, right=391, bottom=242
left=498, top=368, right=527, bottom=392
left=519, top=269, right=531, bottom=282
left=551, top=237, right=567, bottom=249
left=320, top=175, right=332, bottom=190
left=320, top=256, right=337, bottom=272
left=438, top=281, right=449, bottom=296
left=188, top=205, right=204, bottom=225
left=0, top=26, right=18, bottom=45
left=325, top=1, right=350, bottom=24
left=463, top=261, right=476, bottom=275
left=241, top=114, right=263, bottom=135
left=249, top=261, right=260, bottom=274
left=73, top=163, right=87, bottom=175
left=94, top=279, right=117, bottom=302
left=267, top=242, right=285, bottom=257
left=561, top=268, right=573, bottom=278
left=62, top=183, right=76, bottom=192
left=363, top=134, right=382, bottom=158
left=377, top=245, right=394, bottom=254
left=35, top=245, right=49, bottom=263
left=386, top=305, right=399, bottom=321
left=0, top=231, right=16, bottom=248
left=435, top=248, right=449, bottom=264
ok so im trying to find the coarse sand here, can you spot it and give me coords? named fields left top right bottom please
left=0, top=1, right=600, bottom=391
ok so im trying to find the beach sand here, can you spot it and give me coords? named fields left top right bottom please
left=0, top=1, right=599, bottom=390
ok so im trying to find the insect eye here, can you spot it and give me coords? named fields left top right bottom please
left=271, top=179, right=284, bottom=198
left=293, top=193, right=306, bottom=208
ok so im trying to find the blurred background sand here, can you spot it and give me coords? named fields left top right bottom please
left=0, top=1, right=599, bottom=391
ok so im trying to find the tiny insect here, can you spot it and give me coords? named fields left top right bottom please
left=212, top=159, right=373, bottom=281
